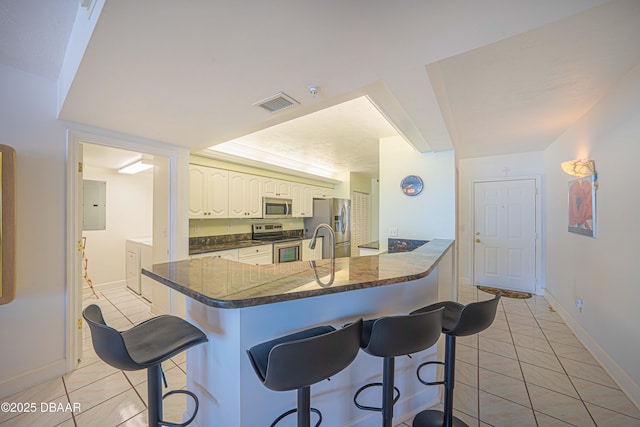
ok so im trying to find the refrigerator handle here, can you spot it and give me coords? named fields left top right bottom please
left=341, top=206, right=346, bottom=233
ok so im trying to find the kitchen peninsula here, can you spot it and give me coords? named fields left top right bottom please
left=143, top=239, right=454, bottom=427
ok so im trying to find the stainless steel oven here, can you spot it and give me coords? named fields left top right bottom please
left=273, top=240, right=302, bottom=264
left=252, top=223, right=302, bottom=264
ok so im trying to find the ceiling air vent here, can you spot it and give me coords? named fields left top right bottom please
left=253, top=92, right=299, bottom=113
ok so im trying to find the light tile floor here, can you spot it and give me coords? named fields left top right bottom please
left=1, top=284, right=638, bottom=426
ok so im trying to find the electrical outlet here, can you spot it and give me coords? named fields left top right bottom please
left=388, top=227, right=398, bottom=237
left=194, top=225, right=200, bottom=233
left=227, top=224, right=233, bottom=231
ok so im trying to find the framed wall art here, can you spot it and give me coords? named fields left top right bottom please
left=568, top=174, right=596, bottom=238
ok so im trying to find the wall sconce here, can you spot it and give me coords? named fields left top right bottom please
left=118, top=159, right=153, bottom=174
left=560, top=159, right=597, bottom=177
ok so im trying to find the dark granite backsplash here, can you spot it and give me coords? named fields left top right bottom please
left=388, top=238, right=430, bottom=253
left=189, top=229, right=305, bottom=255
left=190, top=233, right=253, bottom=250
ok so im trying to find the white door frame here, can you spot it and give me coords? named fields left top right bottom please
left=65, top=124, right=190, bottom=372
left=471, top=176, right=543, bottom=295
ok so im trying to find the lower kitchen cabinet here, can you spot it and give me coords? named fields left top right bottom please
left=190, top=248, right=239, bottom=261
left=190, top=244, right=273, bottom=265
left=238, top=245, right=273, bottom=265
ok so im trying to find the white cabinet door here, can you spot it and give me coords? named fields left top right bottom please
left=292, top=184, right=313, bottom=217
left=263, top=178, right=292, bottom=198
left=229, top=172, right=263, bottom=218
left=206, top=168, right=229, bottom=218
left=189, top=165, right=229, bottom=218
left=312, top=186, right=333, bottom=199
left=189, top=166, right=207, bottom=218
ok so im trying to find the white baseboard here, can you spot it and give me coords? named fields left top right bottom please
left=544, top=290, right=640, bottom=410
left=0, top=359, right=67, bottom=400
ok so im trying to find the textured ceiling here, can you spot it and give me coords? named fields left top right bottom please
left=427, top=0, right=640, bottom=159
left=0, top=0, right=77, bottom=80
left=3, top=1, right=639, bottom=178
left=207, top=96, right=399, bottom=178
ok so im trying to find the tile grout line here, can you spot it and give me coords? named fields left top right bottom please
left=528, top=302, right=598, bottom=426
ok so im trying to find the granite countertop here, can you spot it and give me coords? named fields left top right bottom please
left=143, top=239, right=453, bottom=308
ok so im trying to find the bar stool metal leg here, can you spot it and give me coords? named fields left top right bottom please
left=382, top=357, right=396, bottom=427
left=148, top=364, right=162, bottom=427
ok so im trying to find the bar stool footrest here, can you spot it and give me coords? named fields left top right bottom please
left=417, top=360, right=445, bottom=386
left=159, top=389, right=199, bottom=427
left=270, top=407, right=322, bottom=427
left=353, top=382, right=400, bottom=412
left=412, top=409, right=468, bottom=427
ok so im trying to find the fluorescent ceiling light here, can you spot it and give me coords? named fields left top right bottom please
left=118, top=159, right=153, bottom=174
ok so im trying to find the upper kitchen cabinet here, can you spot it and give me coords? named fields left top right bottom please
left=263, top=178, right=291, bottom=198
left=229, top=172, right=263, bottom=218
left=291, top=183, right=313, bottom=217
left=189, top=165, right=229, bottom=219
left=312, top=186, right=333, bottom=199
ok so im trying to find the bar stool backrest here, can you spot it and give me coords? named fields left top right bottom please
left=448, top=292, right=501, bottom=337
left=83, top=304, right=141, bottom=371
left=264, top=319, right=363, bottom=392
left=364, top=307, right=444, bottom=357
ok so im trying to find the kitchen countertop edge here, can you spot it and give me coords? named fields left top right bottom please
left=144, top=239, right=454, bottom=309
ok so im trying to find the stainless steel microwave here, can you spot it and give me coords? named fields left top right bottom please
left=262, top=197, right=292, bottom=219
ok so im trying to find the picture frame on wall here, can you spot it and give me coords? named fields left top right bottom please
left=568, top=174, right=597, bottom=238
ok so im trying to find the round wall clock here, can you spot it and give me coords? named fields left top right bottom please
left=400, top=175, right=423, bottom=196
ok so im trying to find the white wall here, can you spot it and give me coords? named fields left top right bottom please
left=0, top=64, right=68, bottom=397
left=458, top=152, right=545, bottom=287
left=544, top=63, right=640, bottom=406
left=83, top=165, right=153, bottom=288
left=379, top=136, right=455, bottom=252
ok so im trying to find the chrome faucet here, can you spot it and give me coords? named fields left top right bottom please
left=309, top=223, right=335, bottom=263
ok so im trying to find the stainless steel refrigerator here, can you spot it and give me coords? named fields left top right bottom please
left=304, top=198, right=351, bottom=258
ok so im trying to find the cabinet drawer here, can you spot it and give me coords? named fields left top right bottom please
left=238, top=245, right=272, bottom=258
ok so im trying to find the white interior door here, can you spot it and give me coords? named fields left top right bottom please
left=473, top=179, right=536, bottom=293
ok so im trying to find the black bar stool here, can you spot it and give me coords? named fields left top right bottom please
left=353, top=307, right=444, bottom=427
left=83, top=304, right=208, bottom=427
left=410, top=292, right=501, bottom=427
left=246, top=319, right=363, bottom=427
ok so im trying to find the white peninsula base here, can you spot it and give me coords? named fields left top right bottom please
left=184, top=270, right=448, bottom=427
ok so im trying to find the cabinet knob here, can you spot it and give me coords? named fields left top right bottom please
left=476, top=239, right=481, bottom=243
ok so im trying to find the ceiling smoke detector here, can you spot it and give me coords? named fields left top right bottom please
left=253, top=92, right=299, bottom=113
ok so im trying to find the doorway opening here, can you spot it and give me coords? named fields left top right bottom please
left=81, top=143, right=154, bottom=301
left=66, top=129, right=189, bottom=372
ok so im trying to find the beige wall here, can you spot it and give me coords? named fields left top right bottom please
left=0, top=64, right=69, bottom=397
left=379, top=136, right=455, bottom=252
left=543, top=63, right=640, bottom=406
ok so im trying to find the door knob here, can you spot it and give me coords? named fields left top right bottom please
left=476, top=239, right=481, bottom=243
